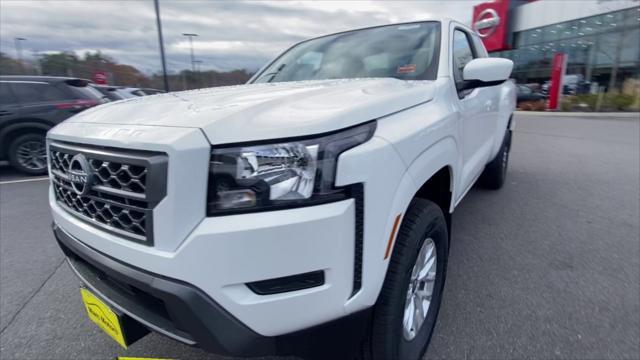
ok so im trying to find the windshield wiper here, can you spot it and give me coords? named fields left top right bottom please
left=256, top=63, right=286, bottom=83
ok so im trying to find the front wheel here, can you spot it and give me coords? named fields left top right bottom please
left=8, top=133, right=48, bottom=175
left=363, top=198, right=449, bottom=360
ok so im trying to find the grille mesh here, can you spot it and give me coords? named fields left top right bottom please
left=49, top=144, right=165, bottom=244
left=90, top=159, right=147, bottom=193
left=50, top=151, right=148, bottom=194
left=53, top=184, right=147, bottom=236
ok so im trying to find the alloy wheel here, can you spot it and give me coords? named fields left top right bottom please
left=402, top=237, right=437, bottom=341
left=16, top=140, right=47, bottom=171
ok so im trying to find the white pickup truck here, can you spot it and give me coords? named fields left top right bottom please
left=48, top=19, right=515, bottom=359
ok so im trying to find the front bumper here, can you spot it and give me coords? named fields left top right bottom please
left=54, top=223, right=370, bottom=357
left=51, top=192, right=357, bottom=337
left=54, top=223, right=271, bottom=354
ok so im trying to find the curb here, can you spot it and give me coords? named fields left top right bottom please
left=515, top=111, right=640, bottom=118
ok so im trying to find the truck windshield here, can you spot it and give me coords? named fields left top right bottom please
left=252, top=22, right=440, bottom=84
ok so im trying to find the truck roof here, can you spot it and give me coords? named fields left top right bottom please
left=0, top=75, right=91, bottom=83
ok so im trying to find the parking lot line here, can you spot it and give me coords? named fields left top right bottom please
left=0, top=177, right=49, bottom=185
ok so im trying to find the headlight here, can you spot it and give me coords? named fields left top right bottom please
left=207, top=121, right=376, bottom=215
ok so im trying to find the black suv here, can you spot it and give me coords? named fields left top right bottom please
left=0, top=76, right=107, bottom=175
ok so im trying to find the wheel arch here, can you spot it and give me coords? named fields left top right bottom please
left=413, top=166, right=453, bottom=235
left=384, top=136, right=458, bottom=262
left=390, top=136, right=457, bottom=263
left=0, top=120, right=52, bottom=159
left=364, top=161, right=454, bottom=310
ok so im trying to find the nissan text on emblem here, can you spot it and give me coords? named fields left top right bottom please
left=68, top=154, right=93, bottom=195
left=474, top=8, right=500, bottom=38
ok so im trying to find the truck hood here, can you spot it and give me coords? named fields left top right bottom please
left=67, top=78, right=436, bottom=144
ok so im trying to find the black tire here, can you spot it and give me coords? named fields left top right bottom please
left=364, top=198, right=449, bottom=360
left=8, top=133, right=48, bottom=175
left=479, top=128, right=512, bottom=190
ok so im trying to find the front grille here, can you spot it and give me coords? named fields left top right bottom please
left=53, top=185, right=148, bottom=237
left=49, top=142, right=167, bottom=245
left=90, top=159, right=147, bottom=194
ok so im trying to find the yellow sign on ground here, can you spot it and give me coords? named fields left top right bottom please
left=80, top=288, right=128, bottom=349
left=117, top=358, right=174, bottom=360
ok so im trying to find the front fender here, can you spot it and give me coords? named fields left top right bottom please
left=337, top=135, right=458, bottom=313
left=336, top=136, right=410, bottom=313
left=405, top=136, right=457, bottom=212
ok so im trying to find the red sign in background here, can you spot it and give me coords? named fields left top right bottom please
left=548, top=53, right=568, bottom=110
left=472, top=0, right=511, bottom=52
left=93, top=71, right=107, bottom=85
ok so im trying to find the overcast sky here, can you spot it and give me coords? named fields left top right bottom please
left=0, top=0, right=483, bottom=74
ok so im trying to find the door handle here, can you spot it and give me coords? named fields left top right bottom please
left=0, top=111, right=12, bottom=116
left=484, top=101, right=492, bottom=111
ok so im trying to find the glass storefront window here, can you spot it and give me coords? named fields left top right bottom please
left=492, top=6, right=640, bottom=89
left=595, top=31, right=621, bottom=66
left=515, top=8, right=635, bottom=47
left=619, top=28, right=640, bottom=65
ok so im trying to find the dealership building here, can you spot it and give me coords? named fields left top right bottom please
left=472, top=0, right=640, bottom=91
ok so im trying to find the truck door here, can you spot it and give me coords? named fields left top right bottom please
left=452, top=28, right=496, bottom=195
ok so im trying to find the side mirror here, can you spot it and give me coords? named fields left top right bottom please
left=459, top=58, right=513, bottom=91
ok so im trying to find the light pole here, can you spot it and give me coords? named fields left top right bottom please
left=193, top=60, right=203, bottom=88
left=154, top=0, right=169, bottom=91
left=32, top=49, right=43, bottom=75
left=193, top=60, right=202, bottom=72
left=182, top=33, right=198, bottom=72
left=14, top=37, right=26, bottom=71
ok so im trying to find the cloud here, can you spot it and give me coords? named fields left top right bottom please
left=0, top=0, right=483, bottom=74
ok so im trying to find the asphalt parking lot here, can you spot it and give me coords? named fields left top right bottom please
left=0, top=113, right=638, bottom=360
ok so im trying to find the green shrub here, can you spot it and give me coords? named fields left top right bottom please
left=603, top=93, right=634, bottom=110
left=560, top=93, right=635, bottom=111
left=575, top=94, right=598, bottom=109
left=561, top=95, right=595, bottom=111
left=560, top=96, right=575, bottom=111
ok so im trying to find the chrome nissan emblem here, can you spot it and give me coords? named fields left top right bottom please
left=68, top=154, right=93, bottom=195
left=474, top=8, right=501, bottom=38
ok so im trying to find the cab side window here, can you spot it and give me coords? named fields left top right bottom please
left=472, top=34, right=489, bottom=58
left=452, top=30, right=476, bottom=83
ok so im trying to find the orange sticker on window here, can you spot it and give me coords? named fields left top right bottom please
left=397, top=64, right=417, bottom=74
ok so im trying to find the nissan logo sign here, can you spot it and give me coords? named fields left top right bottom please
left=473, top=8, right=501, bottom=38
left=67, top=153, right=94, bottom=195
